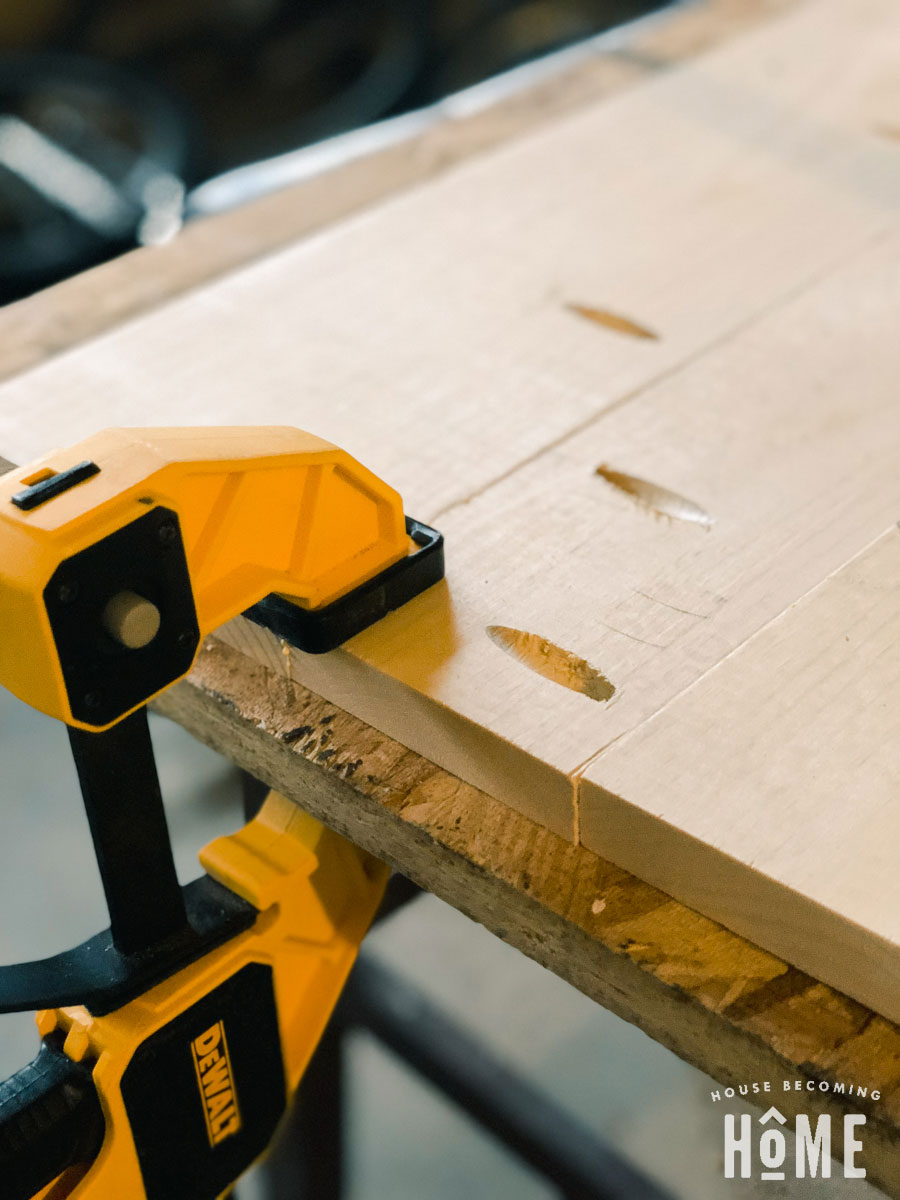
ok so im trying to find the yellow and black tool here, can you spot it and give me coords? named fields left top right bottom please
left=0, top=427, right=443, bottom=1200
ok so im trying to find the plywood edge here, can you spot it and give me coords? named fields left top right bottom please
left=154, top=635, right=900, bottom=1196
left=213, top=617, right=576, bottom=839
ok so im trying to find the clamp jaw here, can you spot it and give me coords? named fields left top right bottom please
left=0, top=426, right=441, bottom=730
left=0, top=428, right=444, bottom=1199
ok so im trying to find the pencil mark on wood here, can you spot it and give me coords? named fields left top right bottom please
left=486, top=625, right=614, bottom=701
left=635, top=590, right=710, bottom=618
left=565, top=302, right=659, bottom=340
left=595, top=464, right=714, bottom=528
left=601, top=621, right=667, bottom=649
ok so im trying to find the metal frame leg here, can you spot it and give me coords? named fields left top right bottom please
left=255, top=1019, right=345, bottom=1200
left=335, top=954, right=674, bottom=1200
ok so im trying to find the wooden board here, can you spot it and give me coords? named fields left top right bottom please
left=0, top=0, right=799, bottom=387
left=3, top=0, right=900, bottom=1017
left=579, top=526, right=900, bottom=1021
left=217, top=224, right=900, bottom=845
left=1, top=0, right=898, bottom=523
left=156, top=637, right=900, bottom=1199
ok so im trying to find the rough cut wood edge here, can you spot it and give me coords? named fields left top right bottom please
left=0, top=0, right=795, bottom=386
left=156, top=638, right=900, bottom=1196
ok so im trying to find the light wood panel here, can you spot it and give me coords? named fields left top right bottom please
left=218, top=222, right=900, bottom=836
left=3, top=0, right=900, bottom=1017
left=3, top=0, right=900, bottom=843
left=5, top=0, right=900, bottom=1161
left=579, top=526, right=900, bottom=1023
left=0, top=0, right=799, bottom=387
left=1, top=0, right=898, bottom=526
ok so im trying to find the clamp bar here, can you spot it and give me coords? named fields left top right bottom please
left=68, top=708, right=187, bottom=957
left=0, top=875, right=256, bottom=1016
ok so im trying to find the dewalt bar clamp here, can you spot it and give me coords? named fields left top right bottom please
left=0, top=428, right=444, bottom=1200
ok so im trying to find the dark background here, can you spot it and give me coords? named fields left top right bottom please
left=0, top=0, right=663, bottom=303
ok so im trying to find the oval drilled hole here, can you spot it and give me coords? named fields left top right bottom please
left=566, top=302, right=658, bottom=341
left=595, top=465, right=713, bottom=528
left=486, top=625, right=614, bottom=702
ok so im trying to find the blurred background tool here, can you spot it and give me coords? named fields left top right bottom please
left=0, top=0, right=664, bottom=303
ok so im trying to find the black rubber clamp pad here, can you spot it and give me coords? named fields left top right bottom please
left=244, top=517, right=444, bottom=654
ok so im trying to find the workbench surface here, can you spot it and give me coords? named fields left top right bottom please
left=3, top=0, right=900, bottom=1192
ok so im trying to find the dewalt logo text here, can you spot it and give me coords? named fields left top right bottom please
left=191, top=1021, right=242, bottom=1147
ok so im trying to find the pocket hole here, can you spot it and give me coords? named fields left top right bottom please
left=595, top=465, right=713, bottom=528
left=566, top=302, right=658, bottom=341
left=486, top=625, right=614, bottom=702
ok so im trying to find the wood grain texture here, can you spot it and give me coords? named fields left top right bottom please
left=1, top=0, right=896, bottom=513
left=214, top=216, right=900, bottom=843
left=579, top=526, right=900, bottom=1023
left=3, top=0, right=900, bottom=1134
left=155, top=636, right=900, bottom=1198
left=3, top=0, right=900, bottom=846
left=0, top=0, right=796, bottom=386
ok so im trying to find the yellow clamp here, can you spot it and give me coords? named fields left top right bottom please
left=33, top=792, right=389, bottom=1200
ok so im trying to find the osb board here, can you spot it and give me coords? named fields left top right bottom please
left=2, top=0, right=900, bottom=1010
